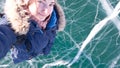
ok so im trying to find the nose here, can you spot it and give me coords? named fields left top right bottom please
left=41, top=3, right=49, bottom=14
left=42, top=8, right=48, bottom=14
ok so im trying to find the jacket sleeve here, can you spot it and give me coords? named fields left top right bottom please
left=43, top=41, right=54, bottom=55
left=0, top=25, right=16, bottom=59
left=43, top=27, right=57, bottom=55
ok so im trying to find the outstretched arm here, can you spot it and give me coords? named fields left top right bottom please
left=0, top=25, right=16, bottom=59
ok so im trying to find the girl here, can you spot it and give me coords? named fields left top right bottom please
left=0, top=0, right=66, bottom=63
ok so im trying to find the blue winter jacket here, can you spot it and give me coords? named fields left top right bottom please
left=0, top=9, right=58, bottom=64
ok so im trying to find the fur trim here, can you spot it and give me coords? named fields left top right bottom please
left=4, top=0, right=66, bottom=35
left=55, top=2, right=66, bottom=31
left=4, top=0, right=30, bottom=35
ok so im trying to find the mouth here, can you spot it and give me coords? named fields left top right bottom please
left=38, top=13, right=47, bottom=17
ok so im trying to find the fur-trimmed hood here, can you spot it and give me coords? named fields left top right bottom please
left=4, top=0, right=66, bottom=35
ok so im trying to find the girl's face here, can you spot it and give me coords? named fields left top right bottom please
left=28, top=0, right=55, bottom=21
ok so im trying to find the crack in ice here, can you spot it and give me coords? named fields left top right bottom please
left=42, top=60, right=69, bottom=68
left=0, top=65, right=9, bottom=67
left=109, top=54, right=120, bottom=68
left=100, top=0, right=120, bottom=33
